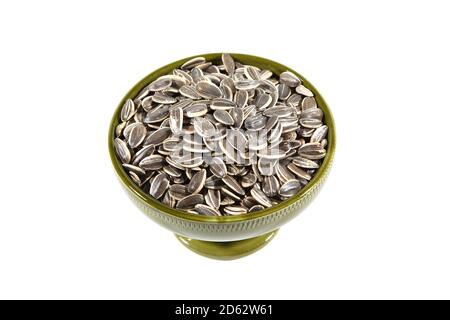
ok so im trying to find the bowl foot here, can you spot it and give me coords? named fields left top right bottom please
left=175, top=229, right=278, bottom=260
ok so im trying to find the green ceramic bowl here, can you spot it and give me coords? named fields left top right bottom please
left=108, top=53, right=336, bottom=260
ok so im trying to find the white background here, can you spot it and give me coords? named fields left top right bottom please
left=0, top=0, right=449, bottom=299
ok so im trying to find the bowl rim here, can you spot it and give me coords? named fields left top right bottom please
left=108, top=53, right=336, bottom=223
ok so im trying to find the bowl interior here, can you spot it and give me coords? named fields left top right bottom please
left=108, top=53, right=336, bottom=223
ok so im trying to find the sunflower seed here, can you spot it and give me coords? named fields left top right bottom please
left=301, top=108, right=323, bottom=120
left=240, top=196, right=256, bottom=207
left=279, top=179, right=302, bottom=197
left=139, top=154, right=164, bottom=171
left=127, top=123, right=147, bottom=148
left=258, top=148, right=286, bottom=160
left=258, top=158, right=276, bottom=176
left=221, top=187, right=241, bottom=201
left=185, top=104, right=208, bottom=117
left=287, top=93, right=302, bottom=108
left=122, top=163, right=146, bottom=176
left=120, top=99, right=135, bottom=122
left=176, top=194, right=204, bottom=209
left=169, top=107, right=183, bottom=135
left=224, top=206, right=248, bottom=215
left=163, top=165, right=182, bottom=177
left=299, top=118, right=323, bottom=129
left=152, top=92, right=177, bottom=104
left=287, top=163, right=312, bottom=180
left=194, top=204, right=220, bottom=216
left=298, top=148, right=326, bottom=160
left=249, top=205, right=265, bottom=212
left=148, top=78, right=172, bottom=91
left=179, top=85, right=201, bottom=99
left=115, top=121, right=127, bottom=137
left=301, top=96, right=317, bottom=110
left=241, top=172, right=257, bottom=188
left=193, top=117, right=216, bottom=138
left=196, top=81, right=222, bottom=99
left=149, top=173, right=169, bottom=199
left=114, top=138, right=131, bottom=163
left=212, top=110, right=234, bottom=125
left=255, top=93, right=272, bottom=110
left=244, top=114, right=266, bottom=131
left=295, top=85, right=314, bottom=97
left=292, top=157, right=319, bottom=169
left=268, top=122, right=282, bottom=144
left=210, top=98, right=236, bottom=110
left=144, top=105, right=170, bottom=123
left=176, top=155, right=204, bottom=168
left=205, top=175, right=223, bottom=189
left=223, top=175, right=245, bottom=196
left=230, top=107, right=244, bottom=128
left=132, top=144, right=155, bottom=165
left=244, top=66, right=260, bottom=80
left=277, top=84, right=291, bottom=100
left=221, top=197, right=235, bottom=206
left=227, top=129, right=247, bottom=150
left=181, top=57, right=206, bottom=70
left=187, top=169, right=207, bottom=194
left=262, top=176, right=279, bottom=197
left=250, top=186, right=272, bottom=207
left=234, top=90, right=248, bottom=108
left=205, top=189, right=221, bottom=209
left=161, top=192, right=176, bottom=207
left=209, top=157, right=227, bottom=178
left=222, top=53, right=235, bottom=75
left=311, top=125, right=328, bottom=143
left=280, top=71, right=301, bottom=87
left=235, top=80, right=260, bottom=91
left=128, top=171, right=141, bottom=185
left=169, top=184, right=188, bottom=200
left=144, top=127, right=171, bottom=146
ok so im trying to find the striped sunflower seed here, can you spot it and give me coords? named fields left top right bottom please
left=169, top=107, right=183, bottom=134
left=185, top=103, right=208, bottom=117
left=222, top=53, right=235, bottom=75
left=249, top=205, right=265, bottom=212
left=139, top=154, right=164, bottom=171
left=262, top=176, right=280, bottom=197
left=187, top=169, right=207, bottom=194
left=209, top=157, right=227, bottom=178
left=196, top=81, right=222, bottom=99
left=205, top=189, right=221, bottom=209
left=195, top=204, right=220, bottom=216
left=222, top=175, right=245, bottom=196
left=181, top=57, right=206, bottom=70
left=120, top=99, right=136, bottom=122
left=224, top=206, right=248, bottom=215
left=127, top=123, right=147, bottom=149
left=114, top=138, right=131, bottom=163
left=250, top=185, right=272, bottom=207
left=280, top=71, right=301, bottom=87
left=279, top=179, right=302, bottom=197
left=148, top=78, right=172, bottom=92
left=213, top=110, right=234, bottom=125
left=149, top=173, right=169, bottom=200
left=144, top=127, right=171, bottom=146
left=295, top=85, right=314, bottom=97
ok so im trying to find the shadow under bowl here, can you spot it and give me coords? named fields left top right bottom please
left=108, top=53, right=336, bottom=260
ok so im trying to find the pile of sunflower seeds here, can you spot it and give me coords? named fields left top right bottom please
left=114, top=54, right=328, bottom=216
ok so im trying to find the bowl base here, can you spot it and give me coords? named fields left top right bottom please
left=175, top=229, right=278, bottom=260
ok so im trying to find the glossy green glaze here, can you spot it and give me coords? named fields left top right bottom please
left=108, top=53, right=336, bottom=259
left=176, top=230, right=278, bottom=260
